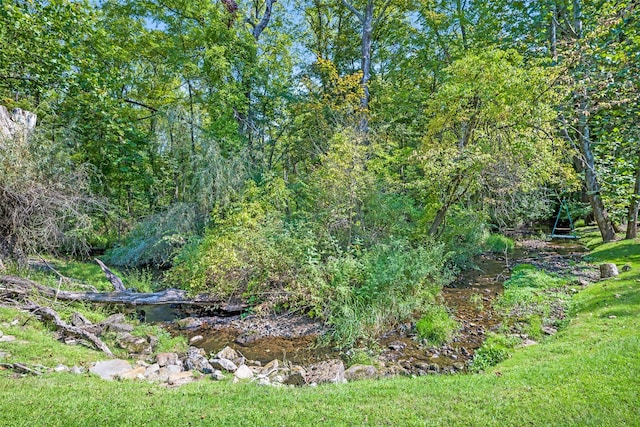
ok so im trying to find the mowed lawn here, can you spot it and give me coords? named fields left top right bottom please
left=1, top=235, right=639, bottom=426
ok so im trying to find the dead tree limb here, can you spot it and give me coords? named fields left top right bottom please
left=0, top=275, right=246, bottom=313
left=94, top=259, right=125, bottom=291
left=31, top=305, right=114, bottom=357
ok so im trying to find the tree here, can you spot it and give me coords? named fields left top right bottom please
left=419, top=50, right=568, bottom=236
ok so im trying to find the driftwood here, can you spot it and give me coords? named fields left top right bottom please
left=95, top=258, right=125, bottom=291
left=30, top=304, right=114, bottom=357
left=0, top=362, right=48, bottom=375
left=0, top=275, right=246, bottom=313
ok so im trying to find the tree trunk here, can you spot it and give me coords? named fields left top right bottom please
left=577, top=89, right=616, bottom=242
left=360, top=1, right=373, bottom=119
left=626, top=156, right=640, bottom=239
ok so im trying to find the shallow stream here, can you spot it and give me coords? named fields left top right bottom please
left=158, top=239, right=588, bottom=373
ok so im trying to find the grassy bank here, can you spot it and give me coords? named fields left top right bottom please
left=1, top=234, right=639, bottom=426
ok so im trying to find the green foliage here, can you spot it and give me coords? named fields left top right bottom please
left=106, top=203, right=202, bottom=268
left=415, top=305, right=459, bottom=346
left=484, top=234, right=515, bottom=254
left=471, top=333, right=519, bottom=372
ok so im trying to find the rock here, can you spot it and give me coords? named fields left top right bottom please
left=541, top=326, right=557, bottom=335
left=0, top=334, right=16, bottom=342
left=189, top=335, right=204, bottom=344
left=0, top=351, right=8, bottom=359
left=234, top=364, right=254, bottom=381
left=116, top=333, right=154, bottom=356
left=184, top=346, right=214, bottom=374
left=100, top=313, right=134, bottom=333
left=600, top=263, right=619, bottom=279
left=70, top=366, right=85, bottom=374
left=453, top=362, right=465, bottom=370
left=210, top=370, right=225, bottom=381
left=156, top=352, right=181, bottom=367
left=70, top=312, right=92, bottom=327
left=345, top=365, right=378, bottom=381
left=177, top=317, right=202, bottom=329
left=261, top=359, right=279, bottom=376
left=166, top=364, right=184, bottom=374
left=622, top=264, right=632, bottom=272
left=90, top=360, right=132, bottom=380
left=305, top=359, right=346, bottom=385
left=216, top=346, right=245, bottom=366
left=144, top=363, right=160, bottom=378
left=521, top=339, right=538, bottom=347
left=118, top=366, right=146, bottom=380
left=209, top=358, right=238, bottom=372
left=167, top=371, right=195, bottom=387
left=283, top=371, right=306, bottom=386
left=54, top=364, right=69, bottom=372
left=388, top=341, right=406, bottom=351
left=235, top=332, right=260, bottom=345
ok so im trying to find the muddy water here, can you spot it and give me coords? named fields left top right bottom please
left=166, top=239, right=588, bottom=373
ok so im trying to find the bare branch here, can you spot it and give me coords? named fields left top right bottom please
left=252, top=0, right=277, bottom=40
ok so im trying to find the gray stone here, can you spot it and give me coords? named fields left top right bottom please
left=305, top=359, right=346, bottom=385
left=144, top=363, right=160, bottom=378
left=0, top=351, right=8, bottom=359
left=100, top=313, right=134, bottom=333
left=521, top=339, right=538, bottom=347
left=210, top=370, right=225, bottom=381
left=166, top=364, right=183, bottom=374
left=0, top=335, right=16, bottom=342
left=54, top=364, right=69, bottom=372
left=156, top=352, right=181, bottom=367
left=216, top=346, right=245, bottom=366
left=262, top=359, right=279, bottom=372
left=167, top=371, right=195, bottom=386
left=622, top=264, right=632, bottom=272
left=189, top=335, right=204, bottom=344
left=185, top=346, right=214, bottom=374
left=70, top=366, right=85, bottom=374
left=234, top=364, right=254, bottom=381
left=177, top=317, right=202, bottom=329
left=209, top=358, right=238, bottom=372
left=116, top=333, right=153, bottom=356
left=600, top=263, right=619, bottom=279
left=541, top=326, right=557, bottom=335
left=118, top=366, right=146, bottom=380
left=344, top=364, right=378, bottom=381
left=90, top=359, right=132, bottom=380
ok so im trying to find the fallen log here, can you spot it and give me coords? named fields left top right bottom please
left=0, top=275, right=247, bottom=314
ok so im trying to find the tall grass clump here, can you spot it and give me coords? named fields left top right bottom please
left=484, top=233, right=515, bottom=254
left=415, top=304, right=459, bottom=346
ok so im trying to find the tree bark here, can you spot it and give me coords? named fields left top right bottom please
left=577, top=90, right=616, bottom=242
left=625, top=156, right=640, bottom=239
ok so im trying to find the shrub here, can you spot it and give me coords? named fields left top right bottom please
left=415, top=304, right=459, bottom=346
left=106, top=203, right=202, bottom=268
left=471, top=333, right=519, bottom=372
left=484, top=234, right=515, bottom=254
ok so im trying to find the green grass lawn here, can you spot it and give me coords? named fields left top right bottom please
left=1, top=234, right=639, bottom=426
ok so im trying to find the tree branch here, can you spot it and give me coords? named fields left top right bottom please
left=341, top=0, right=364, bottom=22
left=252, top=0, right=277, bottom=40
left=374, top=0, right=393, bottom=28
